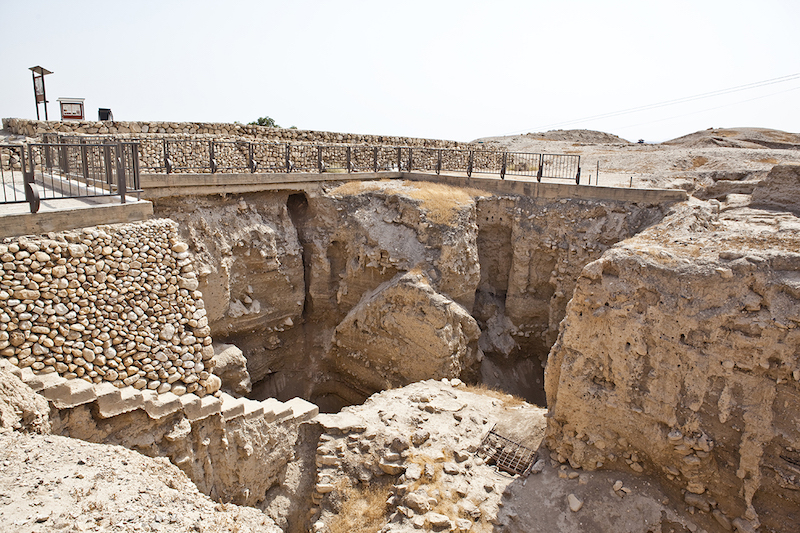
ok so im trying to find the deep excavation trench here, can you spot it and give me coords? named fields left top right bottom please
left=155, top=183, right=669, bottom=413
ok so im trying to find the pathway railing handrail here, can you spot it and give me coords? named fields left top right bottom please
left=40, top=134, right=581, bottom=184
left=0, top=141, right=141, bottom=213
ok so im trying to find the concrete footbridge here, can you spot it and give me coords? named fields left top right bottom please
left=1, top=132, right=687, bottom=238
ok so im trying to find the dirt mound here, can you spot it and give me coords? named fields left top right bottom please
left=522, top=129, right=631, bottom=144
left=663, top=127, right=800, bottom=149
left=473, top=129, right=630, bottom=146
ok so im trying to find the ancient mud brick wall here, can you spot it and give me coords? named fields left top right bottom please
left=0, top=219, right=218, bottom=397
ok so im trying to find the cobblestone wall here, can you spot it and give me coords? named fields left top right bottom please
left=0, top=219, right=219, bottom=397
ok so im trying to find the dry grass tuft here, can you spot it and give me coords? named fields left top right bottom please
left=328, top=479, right=393, bottom=533
left=329, top=179, right=489, bottom=225
left=460, top=383, right=528, bottom=408
left=757, top=157, right=779, bottom=165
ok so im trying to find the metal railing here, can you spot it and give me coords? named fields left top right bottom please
left=1, top=145, right=28, bottom=205
left=41, top=134, right=582, bottom=184
left=0, top=141, right=141, bottom=213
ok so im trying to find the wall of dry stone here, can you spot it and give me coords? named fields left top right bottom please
left=3, top=118, right=467, bottom=149
left=0, top=219, right=219, bottom=397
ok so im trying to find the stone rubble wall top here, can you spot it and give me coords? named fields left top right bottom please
left=2, top=118, right=470, bottom=149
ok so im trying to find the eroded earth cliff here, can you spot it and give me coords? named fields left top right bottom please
left=546, top=165, right=800, bottom=532
left=154, top=180, right=668, bottom=410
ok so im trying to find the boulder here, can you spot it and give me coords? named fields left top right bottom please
left=211, top=343, right=252, bottom=395
left=330, top=271, right=481, bottom=393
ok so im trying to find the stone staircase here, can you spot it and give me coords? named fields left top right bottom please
left=0, top=359, right=318, bottom=427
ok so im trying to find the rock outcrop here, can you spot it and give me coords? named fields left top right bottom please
left=750, top=163, right=800, bottom=214
left=545, top=198, right=800, bottom=531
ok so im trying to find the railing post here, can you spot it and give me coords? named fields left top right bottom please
left=500, top=152, right=507, bottom=180
left=408, top=148, right=413, bottom=173
left=80, top=144, right=90, bottom=185
left=163, top=139, right=172, bottom=174
left=467, top=150, right=474, bottom=177
left=44, top=143, right=52, bottom=170
left=104, top=144, right=113, bottom=186
left=24, top=145, right=40, bottom=214
left=248, top=142, right=256, bottom=173
left=575, top=167, right=581, bottom=185
left=131, top=143, right=141, bottom=192
left=285, top=144, right=291, bottom=173
left=437, top=149, right=442, bottom=175
left=116, top=143, right=126, bottom=204
left=537, top=154, right=543, bottom=182
left=373, top=146, right=378, bottom=173
left=210, top=141, right=217, bottom=173
left=346, top=146, right=352, bottom=173
left=317, top=145, right=323, bottom=173
left=396, top=147, right=401, bottom=172
left=59, top=144, right=69, bottom=177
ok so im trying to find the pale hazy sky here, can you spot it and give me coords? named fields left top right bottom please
left=2, top=0, right=798, bottom=142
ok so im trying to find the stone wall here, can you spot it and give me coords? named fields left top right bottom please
left=0, top=219, right=218, bottom=397
left=2, top=118, right=468, bottom=149
left=3, top=118, right=555, bottom=180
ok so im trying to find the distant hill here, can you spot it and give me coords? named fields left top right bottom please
left=474, top=129, right=631, bottom=146
left=663, top=127, right=800, bottom=150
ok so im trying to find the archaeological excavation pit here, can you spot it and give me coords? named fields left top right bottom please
left=151, top=179, right=672, bottom=412
left=6, top=120, right=799, bottom=532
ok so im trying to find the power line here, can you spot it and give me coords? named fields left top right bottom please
left=503, top=72, right=800, bottom=135
left=614, top=84, right=800, bottom=134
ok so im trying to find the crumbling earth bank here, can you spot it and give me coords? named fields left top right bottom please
left=0, top=365, right=282, bottom=532
left=545, top=192, right=800, bottom=532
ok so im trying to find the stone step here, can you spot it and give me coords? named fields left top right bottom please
left=142, top=390, right=183, bottom=420
left=95, top=383, right=145, bottom=418
left=21, top=368, right=66, bottom=393
left=180, top=393, right=222, bottom=422
left=0, top=358, right=22, bottom=378
left=261, top=397, right=292, bottom=423
left=40, top=377, right=97, bottom=409
left=285, top=397, right=320, bottom=422
left=241, top=398, right=265, bottom=419
left=220, top=392, right=246, bottom=421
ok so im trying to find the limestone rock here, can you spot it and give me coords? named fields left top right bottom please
left=331, top=271, right=481, bottom=393
left=750, top=163, right=800, bottom=214
left=211, top=343, right=252, bottom=395
left=567, top=494, right=583, bottom=512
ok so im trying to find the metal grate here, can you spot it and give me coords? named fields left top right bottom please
left=476, top=425, right=538, bottom=477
